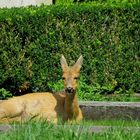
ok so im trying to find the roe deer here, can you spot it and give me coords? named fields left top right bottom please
left=0, top=55, right=83, bottom=123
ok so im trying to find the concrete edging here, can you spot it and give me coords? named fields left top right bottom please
left=79, top=101, right=140, bottom=120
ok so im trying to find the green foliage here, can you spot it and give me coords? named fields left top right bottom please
left=0, top=88, right=12, bottom=99
left=56, top=0, right=74, bottom=4
left=48, top=80, right=64, bottom=92
left=72, top=0, right=140, bottom=4
left=48, top=77, right=135, bottom=101
left=0, top=3, right=139, bottom=99
left=56, top=0, right=140, bottom=7
left=74, top=0, right=139, bottom=2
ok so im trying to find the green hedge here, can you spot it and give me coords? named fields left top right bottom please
left=0, top=4, right=140, bottom=95
left=73, top=0, right=140, bottom=3
left=56, top=0, right=140, bottom=5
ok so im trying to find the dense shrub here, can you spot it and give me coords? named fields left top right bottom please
left=0, top=88, right=12, bottom=99
left=0, top=4, right=139, bottom=98
left=56, top=0, right=140, bottom=5
left=73, top=0, right=140, bottom=3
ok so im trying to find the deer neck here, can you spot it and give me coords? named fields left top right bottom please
left=64, top=91, right=79, bottom=120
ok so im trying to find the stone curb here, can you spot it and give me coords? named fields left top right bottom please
left=79, top=101, right=140, bottom=120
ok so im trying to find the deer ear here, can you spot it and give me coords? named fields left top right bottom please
left=73, top=55, right=83, bottom=71
left=60, top=55, right=68, bottom=71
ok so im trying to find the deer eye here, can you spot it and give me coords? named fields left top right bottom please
left=74, top=77, right=78, bottom=80
left=62, top=77, right=65, bottom=80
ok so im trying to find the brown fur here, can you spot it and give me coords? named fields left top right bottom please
left=0, top=55, right=83, bottom=123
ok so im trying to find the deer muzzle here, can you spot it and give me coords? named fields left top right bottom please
left=65, top=87, right=75, bottom=94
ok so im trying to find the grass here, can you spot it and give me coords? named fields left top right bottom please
left=0, top=119, right=140, bottom=140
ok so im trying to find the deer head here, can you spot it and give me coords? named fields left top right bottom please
left=60, top=55, right=83, bottom=94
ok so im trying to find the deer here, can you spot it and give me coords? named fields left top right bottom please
left=0, top=55, right=83, bottom=123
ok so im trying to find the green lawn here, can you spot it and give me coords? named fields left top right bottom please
left=0, top=119, right=140, bottom=140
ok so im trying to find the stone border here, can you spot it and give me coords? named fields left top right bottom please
left=79, top=101, right=140, bottom=120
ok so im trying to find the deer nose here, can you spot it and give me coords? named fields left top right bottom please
left=66, top=87, right=74, bottom=94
